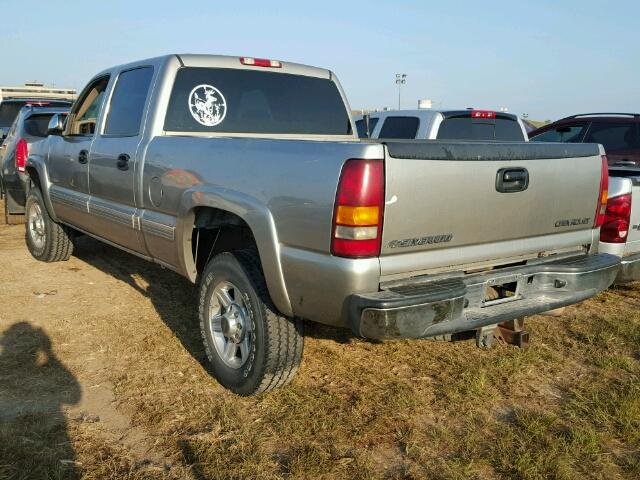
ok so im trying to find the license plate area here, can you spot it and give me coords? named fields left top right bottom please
left=482, top=274, right=522, bottom=307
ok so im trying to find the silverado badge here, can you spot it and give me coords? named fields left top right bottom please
left=389, top=234, right=454, bottom=249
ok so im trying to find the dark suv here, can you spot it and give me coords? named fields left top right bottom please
left=528, top=113, right=640, bottom=166
left=0, top=98, right=72, bottom=144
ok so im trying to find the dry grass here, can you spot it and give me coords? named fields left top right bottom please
left=0, top=216, right=639, bottom=479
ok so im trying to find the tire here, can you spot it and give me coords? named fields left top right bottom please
left=198, top=249, right=304, bottom=396
left=25, top=187, right=74, bottom=262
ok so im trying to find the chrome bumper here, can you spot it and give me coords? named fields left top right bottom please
left=615, top=252, right=640, bottom=284
left=348, top=253, right=620, bottom=340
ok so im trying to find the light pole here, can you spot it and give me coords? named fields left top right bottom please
left=395, top=73, right=406, bottom=110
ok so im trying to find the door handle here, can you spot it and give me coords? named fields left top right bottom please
left=78, top=150, right=88, bottom=164
left=117, top=153, right=130, bottom=171
left=496, top=167, right=529, bottom=193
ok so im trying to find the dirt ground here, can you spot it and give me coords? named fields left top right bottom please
left=1, top=202, right=639, bottom=479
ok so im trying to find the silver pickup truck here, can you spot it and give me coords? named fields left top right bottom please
left=24, top=54, right=620, bottom=395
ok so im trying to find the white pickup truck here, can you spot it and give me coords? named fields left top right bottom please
left=600, top=167, right=640, bottom=282
left=354, top=108, right=528, bottom=141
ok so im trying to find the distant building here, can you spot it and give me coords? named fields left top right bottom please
left=0, top=82, right=76, bottom=102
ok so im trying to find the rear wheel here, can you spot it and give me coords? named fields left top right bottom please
left=198, top=250, right=304, bottom=395
left=25, top=187, right=74, bottom=262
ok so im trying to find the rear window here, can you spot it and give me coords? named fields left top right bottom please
left=584, top=122, right=639, bottom=152
left=530, top=124, right=586, bottom=143
left=378, top=116, right=419, bottom=139
left=355, top=117, right=379, bottom=138
left=0, top=100, right=71, bottom=127
left=437, top=115, right=524, bottom=141
left=164, top=67, right=352, bottom=135
left=23, top=114, right=56, bottom=137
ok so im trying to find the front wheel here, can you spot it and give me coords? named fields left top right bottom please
left=198, top=250, right=304, bottom=395
left=25, top=187, right=74, bottom=262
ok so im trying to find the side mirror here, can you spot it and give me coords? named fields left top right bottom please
left=47, top=114, right=65, bottom=136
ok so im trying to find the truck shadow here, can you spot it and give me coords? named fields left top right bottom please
left=71, top=236, right=358, bottom=374
left=0, top=322, right=81, bottom=479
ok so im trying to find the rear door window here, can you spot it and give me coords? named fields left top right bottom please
left=164, top=67, right=352, bottom=135
left=529, top=124, right=586, bottom=143
left=104, top=66, right=154, bottom=136
left=355, top=117, right=379, bottom=138
left=378, top=116, right=419, bottom=139
left=23, top=114, right=56, bottom=137
left=583, top=122, right=639, bottom=152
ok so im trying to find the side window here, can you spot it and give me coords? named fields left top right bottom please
left=529, top=124, right=586, bottom=143
left=378, top=116, right=419, bottom=139
left=67, top=76, right=110, bottom=136
left=355, top=117, right=379, bottom=138
left=7, top=117, right=19, bottom=139
left=104, top=67, right=154, bottom=136
left=583, top=122, right=639, bottom=152
left=368, top=117, right=379, bottom=136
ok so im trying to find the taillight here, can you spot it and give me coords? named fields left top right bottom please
left=600, top=193, right=631, bottom=243
left=471, top=110, right=496, bottom=119
left=594, top=155, right=609, bottom=228
left=239, top=57, right=282, bottom=68
left=331, top=159, right=385, bottom=258
left=15, top=138, right=28, bottom=173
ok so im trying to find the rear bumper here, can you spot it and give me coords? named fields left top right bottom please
left=348, top=253, right=620, bottom=340
left=614, top=252, right=640, bottom=284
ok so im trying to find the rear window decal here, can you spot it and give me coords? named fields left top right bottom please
left=188, top=84, right=227, bottom=126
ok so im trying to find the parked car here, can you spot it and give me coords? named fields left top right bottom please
left=24, top=54, right=619, bottom=395
left=599, top=167, right=640, bottom=283
left=528, top=113, right=640, bottom=166
left=0, top=105, right=69, bottom=224
left=354, top=108, right=528, bottom=141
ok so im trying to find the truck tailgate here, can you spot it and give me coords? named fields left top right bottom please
left=380, top=141, right=603, bottom=277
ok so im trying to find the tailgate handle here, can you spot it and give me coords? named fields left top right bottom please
left=496, top=168, right=529, bottom=193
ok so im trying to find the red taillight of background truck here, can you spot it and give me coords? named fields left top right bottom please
left=600, top=193, right=631, bottom=244
left=331, top=159, right=385, bottom=258
left=15, top=138, right=28, bottom=173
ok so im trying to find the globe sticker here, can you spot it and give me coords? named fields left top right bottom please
left=188, top=84, right=227, bottom=126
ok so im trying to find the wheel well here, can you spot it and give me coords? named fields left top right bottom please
left=25, top=167, right=41, bottom=192
left=192, top=207, right=258, bottom=274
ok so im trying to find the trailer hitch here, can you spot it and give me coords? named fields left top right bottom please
left=475, top=318, right=530, bottom=349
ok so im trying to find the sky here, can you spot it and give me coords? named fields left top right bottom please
left=1, top=0, right=638, bottom=120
